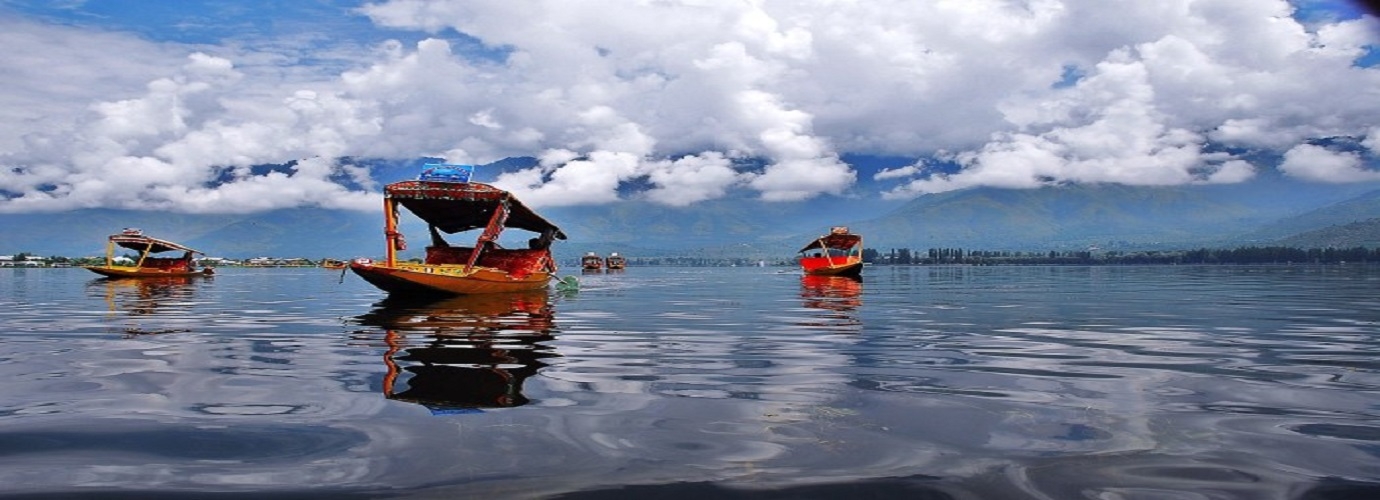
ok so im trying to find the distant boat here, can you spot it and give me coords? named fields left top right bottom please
left=581, top=252, right=604, bottom=271
left=798, top=226, right=863, bottom=277
left=350, top=164, right=567, bottom=296
left=320, top=258, right=348, bottom=270
left=83, top=228, right=214, bottom=278
left=605, top=252, right=626, bottom=270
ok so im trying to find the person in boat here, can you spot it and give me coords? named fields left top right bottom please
left=528, top=229, right=556, bottom=250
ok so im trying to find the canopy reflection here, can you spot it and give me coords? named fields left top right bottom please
left=355, top=290, right=558, bottom=413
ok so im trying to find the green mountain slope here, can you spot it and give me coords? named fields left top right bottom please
left=843, top=182, right=1380, bottom=251
left=1, top=210, right=241, bottom=257
left=1276, top=218, right=1380, bottom=248
left=5, top=181, right=1380, bottom=259
left=1240, top=189, right=1380, bottom=243
left=843, top=185, right=1248, bottom=250
left=182, top=208, right=380, bottom=259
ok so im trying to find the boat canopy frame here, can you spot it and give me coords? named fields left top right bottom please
left=797, top=233, right=863, bottom=254
left=102, top=232, right=203, bottom=270
left=381, top=180, right=567, bottom=268
left=386, top=181, right=566, bottom=238
left=108, top=234, right=202, bottom=256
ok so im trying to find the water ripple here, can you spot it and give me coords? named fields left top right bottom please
left=2, top=265, right=1379, bottom=496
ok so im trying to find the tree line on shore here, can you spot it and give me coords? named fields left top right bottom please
left=3, top=254, right=324, bottom=267
left=573, top=245, right=1379, bottom=267
left=864, top=246, right=1378, bottom=265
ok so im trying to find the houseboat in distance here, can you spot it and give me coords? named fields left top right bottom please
left=798, top=226, right=863, bottom=278
left=605, top=252, right=626, bottom=270
left=349, top=163, right=567, bottom=296
left=83, top=228, right=214, bottom=278
left=581, top=252, right=604, bottom=271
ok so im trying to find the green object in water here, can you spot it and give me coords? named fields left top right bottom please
left=554, top=275, right=579, bottom=291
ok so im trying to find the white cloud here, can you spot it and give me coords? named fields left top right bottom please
left=146, top=158, right=381, bottom=214
left=643, top=152, right=743, bottom=207
left=873, top=165, right=921, bottom=181
left=884, top=43, right=1267, bottom=198
left=0, top=18, right=190, bottom=154
left=0, top=50, right=383, bottom=213
left=493, top=150, right=641, bottom=207
left=1364, top=127, right=1380, bottom=152
left=1279, top=143, right=1380, bottom=182
left=2, top=0, right=1379, bottom=212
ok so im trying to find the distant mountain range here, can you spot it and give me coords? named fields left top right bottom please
left=3, top=158, right=1379, bottom=260
left=1275, top=218, right=1380, bottom=249
left=849, top=181, right=1380, bottom=251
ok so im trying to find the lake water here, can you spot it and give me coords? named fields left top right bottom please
left=1, top=265, right=1378, bottom=499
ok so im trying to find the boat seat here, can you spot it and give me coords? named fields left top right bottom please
left=478, top=249, right=548, bottom=278
left=142, top=257, right=189, bottom=270
left=424, top=246, right=550, bottom=278
left=425, top=246, right=473, bottom=265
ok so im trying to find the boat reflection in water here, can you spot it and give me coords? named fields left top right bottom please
left=798, top=274, right=863, bottom=332
left=355, top=290, right=558, bottom=413
left=93, top=276, right=203, bottom=335
left=800, top=274, right=862, bottom=310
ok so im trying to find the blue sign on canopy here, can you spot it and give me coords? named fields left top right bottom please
left=419, top=163, right=476, bottom=183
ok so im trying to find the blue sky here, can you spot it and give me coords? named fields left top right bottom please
left=1, top=0, right=1378, bottom=213
left=2, top=1, right=505, bottom=68
left=7, top=1, right=384, bottom=44
left=8, top=1, right=1372, bottom=47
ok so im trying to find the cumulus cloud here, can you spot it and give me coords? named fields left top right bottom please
left=0, top=18, right=188, bottom=155
left=493, top=150, right=640, bottom=206
left=642, top=153, right=743, bottom=207
left=881, top=2, right=1380, bottom=198
left=883, top=43, right=1267, bottom=198
left=2, top=0, right=1379, bottom=212
left=874, top=165, right=922, bottom=181
left=0, top=48, right=383, bottom=213
left=1280, top=143, right=1380, bottom=182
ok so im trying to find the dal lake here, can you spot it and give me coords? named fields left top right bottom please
left=1, top=264, right=1378, bottom=499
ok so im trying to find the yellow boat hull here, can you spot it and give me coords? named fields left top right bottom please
left=83, top=265, right=212, bottom=279
left=350, top=262, right=551, bottom=295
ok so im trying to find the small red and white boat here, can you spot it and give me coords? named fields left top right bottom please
left=798, top=226, right=863, bottom=277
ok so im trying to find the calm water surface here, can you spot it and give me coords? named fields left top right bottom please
left=1, top=265, right=1378, bottom=499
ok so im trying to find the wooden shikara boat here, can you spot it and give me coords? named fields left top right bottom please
left=605, top=252, right=626, bottom=270
left=581, top=252, right=603, bottom=271
left=350, top=164, right=567, bottom=296
left=83, top=229, right=214, bottom=278
left=798, top=226, right=864, bottom=277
